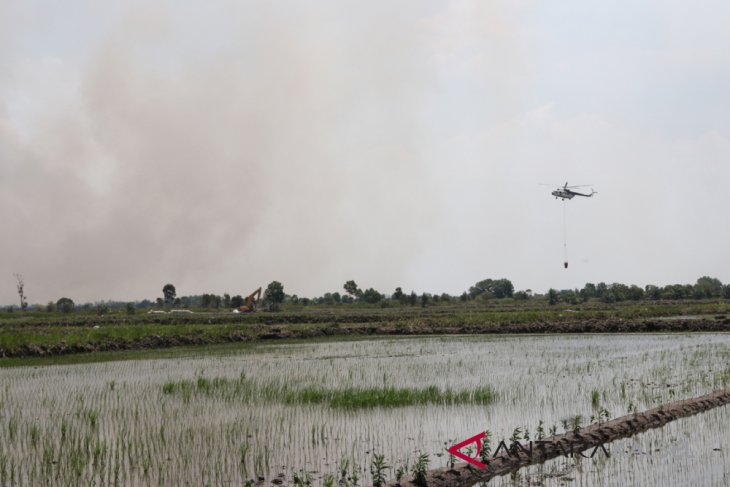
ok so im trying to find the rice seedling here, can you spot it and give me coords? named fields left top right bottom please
left=293, top=470, right=312, bottom=487
left=477, top=430, right=493, bottom=468
left=571, top=415, right=583, bottom=433
left=322, top=473, right=335, bottom=487
left=395, top=464, right=406, bottom=485
left=591, top=389, right=601, bottom=409
left=338, top=456, right=350, bottom=481
left=370, top=453, right=388, bottom=487
left=410, top=452, right=430, bottom=487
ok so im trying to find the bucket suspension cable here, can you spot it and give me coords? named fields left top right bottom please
left=563, top=200, right=568, bottom=269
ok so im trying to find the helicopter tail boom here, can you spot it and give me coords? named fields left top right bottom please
left=570, top=189, right=596, bottom=198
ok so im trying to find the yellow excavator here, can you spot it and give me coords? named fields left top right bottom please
left=238, top=287, right=262, bottom=313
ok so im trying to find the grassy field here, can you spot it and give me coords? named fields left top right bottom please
left=1, top=299, right=729, bottom=359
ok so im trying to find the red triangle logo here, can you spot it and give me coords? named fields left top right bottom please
left=447, top=432, right=488, bottom=470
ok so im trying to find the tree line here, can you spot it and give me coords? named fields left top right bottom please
left=284, top=276, right=730, bottom=307
left=271, top=276, right=730, bottom=308
left=4, top=276, right=729, bottom=313
left=546, top=276, right=730, bottom=305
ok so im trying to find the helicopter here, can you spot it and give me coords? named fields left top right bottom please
left=540, top=182, right=597, bottom=270
left=549, top=182, right=596, bottom=200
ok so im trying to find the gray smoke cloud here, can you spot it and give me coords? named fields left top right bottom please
left=2, top=1, right=730, bottom=305
left=0, top=1, right=457, bottom=303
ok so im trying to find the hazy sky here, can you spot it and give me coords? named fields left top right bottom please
left=2, top=1, right=730, bottom=305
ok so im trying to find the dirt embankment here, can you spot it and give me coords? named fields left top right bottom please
left=381, top=388, right=730, bottom=487
left=2, top=317, right=729, bottom=359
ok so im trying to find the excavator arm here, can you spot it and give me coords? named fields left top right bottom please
left=238, top=287, right=262, bottom=313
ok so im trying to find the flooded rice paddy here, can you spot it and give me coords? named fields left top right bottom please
left=1, top=333, right=729, bottom=486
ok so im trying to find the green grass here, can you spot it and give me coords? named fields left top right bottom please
left=291, top=385, right=496, bottom=408
left=2, top=299, right=728, bottom=362
left=591, top=389, right=601, bottom=408
left=161, top=375, right=496, bottom=408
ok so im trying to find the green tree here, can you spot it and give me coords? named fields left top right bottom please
left=392, top=287, right=404, bottom=301
left=694, top=276, right=723, bottom=299
left=469, top=279, right=494, bottom=299
left=559, top=289, right=578, bottom=304
left=264, top=281, right=285, bottom=310
left=231, top=295, right=244, bottom=308
left=56, top=297, right=75, bottom=313
left=362, top=288, right=383, bottom=304
left=580, top=283, right=597, bottom=300
left=547, top=289, right=558, bottom=305
left=609, top=283, right=629, bottom=302
left=723, top=285, right=730, bottom=299
left=343, top=280, right=362, bottom=298
left=627, top=285, right=644, bottom=301
left=602, top=289, right=617, bottom=303
left=662, top=284, right=692, bottom=300
left=645, top=285, right=661, bottom=300
left=468, top=278, right=514, bottom=299
left=163, top=284, right=176, bottom=306
left=493, top=279, right=514, bottom=298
